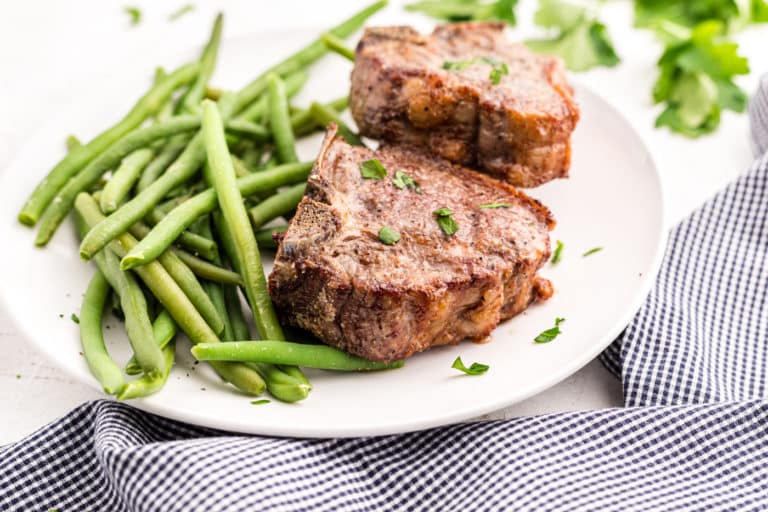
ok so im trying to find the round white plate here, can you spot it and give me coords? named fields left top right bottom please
left=0, top=32, right=665, bottom=437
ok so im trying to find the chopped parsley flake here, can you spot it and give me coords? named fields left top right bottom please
left=360, top=159, right=387, bottom=179
left=443, top=56, right=509, bottom=84
left=478, top=202, right=513, bottom=209
left=392, top=170, right=423, bottom=194
left=168, top=4, right=195, bottom=21
left=551, top=240, right=564, bottom=264
left=71, top=313, right=80, bottom=324
left=378, top=226, right=401, bottom=245
left=124, top=6, right=142, bottom=25
left=534, top=317, right=565, bottom=344
left=452, top=356, right=489, bottom=375
left=583, top=247, right=603, bottom=257
left=434, top=207, right=459, bottom=236
left=251, top=399, right=271, bottom=405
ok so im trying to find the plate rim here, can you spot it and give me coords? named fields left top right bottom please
left=0, top=44, right=666, bottom=437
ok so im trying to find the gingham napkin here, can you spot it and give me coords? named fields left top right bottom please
left=2, top=76, right=768, bottom=512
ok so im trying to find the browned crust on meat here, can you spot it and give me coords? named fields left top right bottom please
left=350, top=22, right=580, bottom=188
left=268, top=126, right=554, bottom=362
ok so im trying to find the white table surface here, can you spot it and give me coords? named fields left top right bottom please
left=1, top=0, right=765, bottom=446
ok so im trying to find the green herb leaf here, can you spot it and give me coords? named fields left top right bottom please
left=452, top=356, right=490, bottom=375
left=434, top=207, right=459, bottom=236
left=478, top=202, right=513, bottom=209
left=71, top=313, right=80, bottom=324
left=392, top=170, right=423, bottom=194
left=405, top=0, right=519, bottom=26
left=251, top=399, right=271, bottom=405
left=360, top=159, right=387, bottom=179
left=169, top=4, right=195, bottom=21
left=526, top=0, right=620, bottom=72
left=551, top=240, right=564, bottom=264
left=378, top=226, right=401, bottom=245
left=651, top=20, right=748, bottom=137
left=444, top=57, right=509, bottom=85
left=634, top=0, right=768, bottom=30
left=534, top=317, right=565, bottom=344
left=582, top=246, right=603, bottom=257
left=124, top=6, right=142, bottom=25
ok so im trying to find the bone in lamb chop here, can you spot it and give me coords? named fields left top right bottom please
left=350, top=22, right=580, bottom=188
left=268, top=126, right=555, bottom=363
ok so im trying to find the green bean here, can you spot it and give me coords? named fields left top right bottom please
left=119, top=162, right=312, bottom=268
left=225, top=119, right=270, bottom=142
left=221, top=268, right=311, bottom=402
left=249, top=183, right=305, bottom=228
left=267, top=74, right=298, bottom=163
left=231, top=155, right=253, bottom=177
left=192, top=341, right=405, bottom=371
left=100, top=148, right=155, bottom=213
left=136, top=137, right=189, bottom=192
left=96, top=246, right=164, bottom=377
left=118, top=340, right=176, bottom=400
left=145, top=208, right=218, bottom=260
left=254, top=225, right=288, bottom=249
left=308, top=102, right=364, bottom=146
left=36, top=116, right=201, bottom=246
left=230, top=1, right=387, bottom=114
left=205, top=87, right=224, bottom=101
left=19, top=62, right=199, bottom=226
left=194, top=217, right=235, bottom=342
left=66, top=135, right=82, bottom=152
left=290, top=96, right=349, bottom=137
left=181, top=13, right=223, bottom=114
left=77, top=95, right=241, bottom=260
left=153, top=68, right=176, bottom=122
left=80, top=270, right=125, bottom=394
left=75, top=193, right=266, bottom=395
left=236, top=70, right=309, bottom=122
left=125, top=310, right=177, bottom=375
left=321, top=33, right=356, bottom=61
left=172, top=249, right=242, bottom=285
left=202, top=100, right=284, bottom=341
left=241, top=146, right=263, bottom=170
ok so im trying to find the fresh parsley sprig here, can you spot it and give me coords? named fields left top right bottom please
left=652, top=20, right=749, bottom=137
left=526, top=0, right=620, bottom=72
left=635, top=0, right=768, bottom=31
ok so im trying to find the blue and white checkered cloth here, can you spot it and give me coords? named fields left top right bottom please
left=2, top=77, right=768, bottom=511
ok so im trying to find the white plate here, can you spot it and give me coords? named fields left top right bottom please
left=0, top=32, right=665, bottom=437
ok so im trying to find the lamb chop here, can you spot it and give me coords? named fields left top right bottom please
left=268, top=126, right=554, bottom=362
left=350, top=22, right=580, bottom=188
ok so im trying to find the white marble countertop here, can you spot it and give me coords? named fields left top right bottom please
left=1, top=0, right=765, bottom=445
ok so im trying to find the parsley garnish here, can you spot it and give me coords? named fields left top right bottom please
left=378, top=226, right=401, bottom=245
left=652, top=20, right=748, bottom=137
left=452, top=356, right=489, bottom=375
left=71, top=313, right=80, bottom=324
left=405, top=0, right=519, bottom=26
left=168, top=4, right=195, bottom=21
left=526, top=0, right=620, bottom=72
left=124, top=6, right=142, bottom=25
left=443, top=57, right=509, bottom=85
left=634, top=0, right=768, bottom=29
left=251, top=399, right=271, bottom=405
left=551, top=240, right=564, bottom=264
left=583, top=246, right=603, bottom=257
left=392, top=170, right=423, bottom=194
left=478, top=202, right=512, bottom=209
left=360, top=159, right=387, bottom=179
left=434, top=207, right=459, bottom=236
left=534, top=317, right=565, bottom=344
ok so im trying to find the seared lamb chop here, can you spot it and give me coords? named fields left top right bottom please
left=268, top=126, right=554, bottom=362
left=350, top=22, right=579, bottom=188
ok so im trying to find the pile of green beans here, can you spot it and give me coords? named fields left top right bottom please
left=22, top=2, right=403, bottom=404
